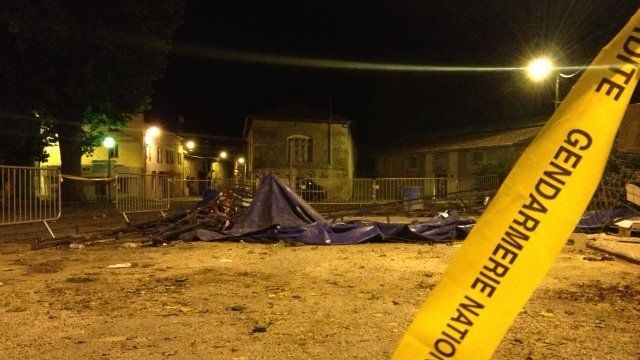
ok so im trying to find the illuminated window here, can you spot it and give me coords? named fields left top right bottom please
left=157, top=147, right=162, bottom=163
left=287, top=135, right=313, bottom=163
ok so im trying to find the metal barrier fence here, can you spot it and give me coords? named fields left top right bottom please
left=295, top=175, right=500, bottom=205
left=296, top=178, right=375, bottom=204
left=375, top=178, right=445, bottom=203
left=115, top=173, right=170, bottom=222
left=212, top=178, right=258, bottom=196
left=0, top=165, right=61, bottom=237
left=168, top=179, right=213, bottom=199
left=454, top=175, right=500, bottom=192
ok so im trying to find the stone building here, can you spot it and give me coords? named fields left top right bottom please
left=375, top=119, right=544, bottom=177
left=374, top=103, right=640, bottom=193
left=244, top=105, right=356, bottom=183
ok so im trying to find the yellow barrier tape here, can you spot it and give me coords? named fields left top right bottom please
left=393, top=8, right=640, bottom=360
left=60, top=174, right=116, bottom=182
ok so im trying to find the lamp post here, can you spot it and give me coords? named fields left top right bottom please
left=102, top=136, right=116, bottom=201
left=526, top=57, right=582, bottom=109
left=183, top=140, right=196, bottom=195
left=237, top=157, right=246, bottom=179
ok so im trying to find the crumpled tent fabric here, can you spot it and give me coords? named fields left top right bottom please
left=180, top=173, right=474, bottom=244
left=574, top=204, right=639, bottom=233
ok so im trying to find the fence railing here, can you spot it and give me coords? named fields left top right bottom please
left=211, top=178, right=258, bottom=196
left=0, top=164, right=502, bottom=235
left=0, top=166, right=61, bottom=237
left=295, top=178, right=375, bottom=204
left=115, top=173, right=170, bottom=222
left=295, top=175, right=500, bottom=206
left=168, top=179, right=213, bottom=199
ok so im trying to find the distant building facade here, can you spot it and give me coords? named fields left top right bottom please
left=244, top=106, right=356, bottom=183
left=375, top=121, right=543, bottom=177
left=40, top=115, right=213, bottom=200
left=374, top=103, right=640, bottom=192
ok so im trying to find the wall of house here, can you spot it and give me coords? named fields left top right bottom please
left=375, top=154, right=425, bottom=178
left=375, top=146, right=523, bottom=181
left=618, top=103, right=640, bottom=153
left=248, top=119, right=354, bottom=181
left=145, top=133, right=184, bottom=177
left=39, top=115, right=209, bottom=181
left=41, top=115, right=146, bottom=175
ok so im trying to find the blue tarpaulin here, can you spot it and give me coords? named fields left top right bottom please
left=180, top=173, right=474, bottom=244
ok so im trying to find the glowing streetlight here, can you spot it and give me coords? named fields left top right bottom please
left=219, top=151, right=228, bottom=160
left=185, top=140, right=195, bottom=150
left=102, top=136, right=116, bottom=149
left=237, top=157, right=246, bottom=179
left=526, top=57, right=582, bottom=109
left=144, top=126, right=161, bottom=144
left=526, top=57, right=554, bottom=82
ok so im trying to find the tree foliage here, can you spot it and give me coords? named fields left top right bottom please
left=0, top=1, right=182, bottom=156
left=0, top=113, right=56, bottom=165
left=0, top=0, right=183, bottom=198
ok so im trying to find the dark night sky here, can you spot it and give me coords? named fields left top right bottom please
left=149, top=0, right=640, bottom=149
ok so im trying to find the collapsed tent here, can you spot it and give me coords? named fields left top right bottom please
left=574, top=204, right=639, bottom=233
left=180, top=173, right=474, bottom=244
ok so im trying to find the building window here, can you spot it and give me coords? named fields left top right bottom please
left=471, top=151, right=484, bottom=166
left=108, top=144, right=119, bottom=158
left=177, top=151, right=182, bottom=165
left=287, top=135, right=313, bottom=163
left=157, top=147, right=162, bottom=163
left=407, top=156, right=418, bottom=169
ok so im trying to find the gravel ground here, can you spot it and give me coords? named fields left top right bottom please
left=0, top=234, right=638, bottom=359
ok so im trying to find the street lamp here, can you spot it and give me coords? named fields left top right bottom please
left=102, top=136, right=116, bottom=201
left=237, top=157, right=246, bottom=179
left=144, top=126, right=161, bottom=145
left=526, top=57, right=581, bottom=109
left=185, top=140, right=195, bottom=150
left=219, top=151, right=228, bottom=160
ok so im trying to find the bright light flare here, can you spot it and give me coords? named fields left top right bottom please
left=146, top=126, right=161, bottom=138
left=185, top=140, right=196, bottom=150
left=526, top=58, right=555, bottom=81
left=102, top=136, right=116, bottom=149
left=237, top=157, right=245, bottom=164
left=145, top=126, right=161, bottom=145
left=219, top=151, right=228, bottom=159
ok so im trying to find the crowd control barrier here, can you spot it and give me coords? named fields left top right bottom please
left=115, top=173, right=170, bottom=222
left=0, top=165, right=61, bottom=237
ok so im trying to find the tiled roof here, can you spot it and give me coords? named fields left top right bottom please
left=391, top=125, right=542, bottom=154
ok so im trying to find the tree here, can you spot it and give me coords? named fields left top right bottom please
left=0, top=112, right=55, bottom=166
left=0, top=0, right=183, bottom=199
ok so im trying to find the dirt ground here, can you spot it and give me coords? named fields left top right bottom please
left=0, top=220, right=638, bottom=360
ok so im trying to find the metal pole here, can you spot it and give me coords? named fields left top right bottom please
left=555, top=72, right=560, bottom=110
left=107, top=151, right=111, bottom=201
